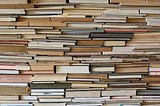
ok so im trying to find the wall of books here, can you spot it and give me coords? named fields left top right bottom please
left=0, top=0, right=160, bottom=106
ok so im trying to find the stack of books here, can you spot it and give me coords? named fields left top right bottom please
left=0, top=0, right=160, bottom=106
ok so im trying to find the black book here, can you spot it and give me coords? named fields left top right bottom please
left=30, top=83, right=71, bottom=89
left=90, top=32, right=133, bottom=38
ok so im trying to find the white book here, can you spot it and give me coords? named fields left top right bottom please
left=72, top=97, right=110, bottom=103
left=56, top=66, right=89, bottom=73
left=15, top=65, right=30, bottom=70
left=103, top=103, right=140, bottom=106
left=0, top=17, right=16, bottom=22
left=68, top=23, right=103, bottom=28
left=146, top=18, right=160, bottom=26
left=31, top=89, right=64, bottom=93
left=0, top=55, right=32, bottom=59
left=0, top=29, right=35, bottom=34
left=27, top=46, right=70, bottom=50
left=31, top=92, right=64, bottom=96
left=140, top=9, right=160, bottom=14
left=33, top=103, right=65, bottom=106
left=102, top=90, right=137, bottom=96
left=0, top=70, right=19, bottom=74
left=67, top=103, right=102, bottom=106
left=0, top=104, right=33, bottom=106
left=73, top=57, right=110, bottom=61
left=0, top=83, right=28, bottom=86
left=109, top=74, right=142, bottom=79
left=0, top=65, right=30, bottom=70
left=66, top=52, right=101, bottom=56
left=103, top=24, right=138, bottom=28
left=26, top=9, right=62, bottom=15
left=39, top=98, right=72, bottom=103
left=34, top=56, right=72, bottom=61
left=68, top=78, right=100, bottom=82
left=28, top=43, right=64, bottom=48
left=149, top=67, right=160, bottom=72
left=0, top=9, right=25, bottom=14
left=20, top=96, right=37, bottom=100
left=103, top=9, right=140, bottom=16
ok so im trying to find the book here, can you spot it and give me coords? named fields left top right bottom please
left=30, top=83, right=71, bottom=89
left=33, top=0, right=66, bottom=4
left=0, top=75, right=32, bottom=82
left=91, top=65, right=115, bottom=73
left=69, top=0, right=108, bottom=3
left=102, top=90, right=137, bottom=97
left=56, top=66, right=90, bottom=73
left=0, top=86, right=29, bottom=95
left=33, top=103, right=65, bottom=106
left=66, top=91, right=101, bottom=98
left=0, top=0, right=28, bottom=4
left=32, top=74, right=66, bottom=82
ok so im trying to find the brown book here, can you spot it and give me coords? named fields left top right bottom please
left=37, top=95, right=64, bottom=99
left=51, top=17, right=93, bottom=22
left=28, top=49, right=64, bottom=56
left=0, top=86, right=29, bottom=95
left=0, top=75, right=32, bottom=83
left=20, top=70, right=54, bottom=74
left=0, top=4, right=33, bottom=9
left=71, top=47, right=112, bottom=52
left=0, top=45, right=27, bottom=53
left=29, top=62, right=54, bottom=71
left=127, top=17, right=146, bottom=23
left=22, top=34, right=47, bottom=39
left=30, top=20, right=66, bottom=27
left=68, top=74, right=107, bottom=79
left=0, top=40, right=27, bottom=45
left=142, top=76, right=160, bottom=82
left=29, top=61, right=70, bottom=67
left=63, top=9, right=104, bottom=16
left=33, top=0, right=66, bottom=4
left=116, top=67, right=148, bottom=73
left=77, top=40, right=104, bottom=46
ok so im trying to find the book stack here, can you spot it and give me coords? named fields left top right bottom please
left=0, top=0, right=160, bottom=106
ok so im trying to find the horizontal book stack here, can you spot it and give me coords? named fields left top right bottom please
left=0, top=0, right=160, bottom=106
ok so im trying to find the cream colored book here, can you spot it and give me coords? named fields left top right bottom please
left=0, top=0, right=28, bottom=4
left=0, top=9, right=25, bottom=14
left=34, top=103, right=65, bottom=106
left=69, top=0, right=108, bottom=3
left=92, top=67, right=115, bottom=73
left=32, top=74, right=67, bottom=82
left=34, top=0, right=66, bottom=4
left=34, top=56, right=72, bottom=61
left=102, top=89, right=137, bottom=96
left=66, top=91, right=100, bottom=97
left=103, top=41, right=126, bottom=46
left=71, top=83, right=108, bottom=88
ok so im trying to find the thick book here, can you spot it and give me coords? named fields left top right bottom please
left=90, top=32, right=133, bottom=38
left=56, top=66, right=90, bottom=73
left=30, top=83, right=71, bottom=89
